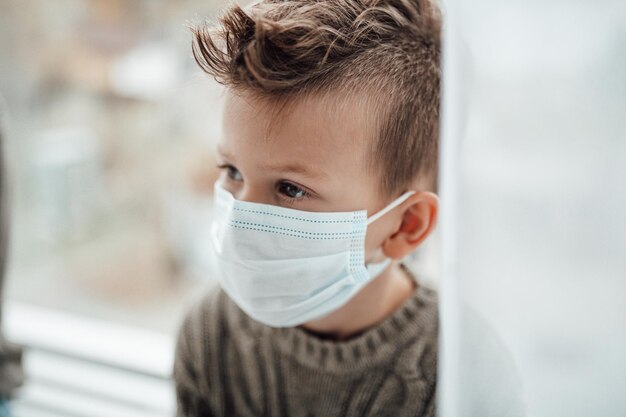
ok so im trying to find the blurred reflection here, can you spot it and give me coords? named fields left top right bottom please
left=0, top=98, right=24, bottom=417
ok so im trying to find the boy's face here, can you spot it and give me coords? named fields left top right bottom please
left=216, top=90, right=401, bottom=259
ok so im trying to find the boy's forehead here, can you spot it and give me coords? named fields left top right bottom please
left=221, top=90, right=375, bottom=175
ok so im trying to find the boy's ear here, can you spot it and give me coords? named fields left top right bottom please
left=382, top=192, right=439, bottom=260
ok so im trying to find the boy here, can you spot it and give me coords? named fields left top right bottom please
left=174, top=0, right=442, bottom=415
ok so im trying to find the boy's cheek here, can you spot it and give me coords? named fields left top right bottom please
left=364, top=216, right=399, bottom=258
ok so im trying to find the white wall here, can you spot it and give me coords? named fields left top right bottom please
left=439, top=1, right=626, bottom=416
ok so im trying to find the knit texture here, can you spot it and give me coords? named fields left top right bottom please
left=173, top=266, right=438, bottom=417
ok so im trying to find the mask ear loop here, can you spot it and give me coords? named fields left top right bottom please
left=366, top=191, right=416, bottom=225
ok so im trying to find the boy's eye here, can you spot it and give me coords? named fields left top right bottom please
left=277, top=182, right=308, bottom=200
left=218, top=164, right=243, bottom=182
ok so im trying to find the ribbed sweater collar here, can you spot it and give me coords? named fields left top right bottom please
left=231, top=264, right=438, bottom=374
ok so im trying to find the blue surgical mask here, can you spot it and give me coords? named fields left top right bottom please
left=210, top=181, right=415, bottom=327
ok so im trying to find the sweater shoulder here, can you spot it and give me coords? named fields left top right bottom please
left=172, top=286, right=230, bottom=389
left=391, top=284, right=439, bottom=382
left=177, top=285, right=221, bottom=337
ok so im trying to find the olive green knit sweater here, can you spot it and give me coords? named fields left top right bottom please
left=173, top=269, right=438, bottom=417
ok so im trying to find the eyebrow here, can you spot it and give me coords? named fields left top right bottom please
left=260, top=161, right=329, bottom=180
left=217, top=146, right=328, bottom=180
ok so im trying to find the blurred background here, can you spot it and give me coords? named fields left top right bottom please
left=0, top=0, right=228, bottom=333
left=0, top=0, right=233, bottom=416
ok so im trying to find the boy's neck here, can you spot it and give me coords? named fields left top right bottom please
left=300, top=261, right=416, bottom=341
